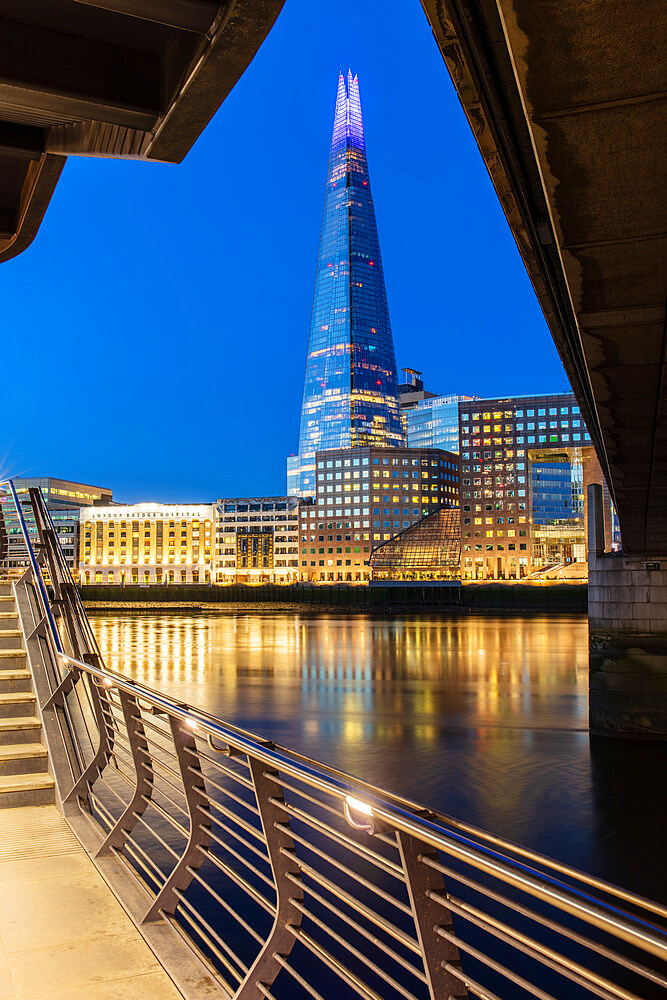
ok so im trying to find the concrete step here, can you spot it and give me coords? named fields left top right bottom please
left=0, top=596, right=15, bottom=606
left=0, top=614, right=19, bottom=629
left=0, top=583, right=12, bottom=597
left=0, top=717, right=42, bottom=745
left=0, top=649, right=28, bottom=670
left=0, top=692, right=36, bottom=718
left=0, top=630, right=24, bottom=651
left=0, top=670, right=32, bottom=694
left=0, top=772, right=54, bottom=808
left=0, top=743, right=48, bottom=775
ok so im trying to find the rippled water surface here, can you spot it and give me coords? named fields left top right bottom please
left=89, top=610, right=666, bottom=897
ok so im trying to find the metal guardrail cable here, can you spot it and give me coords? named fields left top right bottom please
left=289, top=896, right=423, bottom=1000
left=192, top=844, right=276, bottom=915
left=172, top=900, right=246, bottom=986
left=196, top=796, right=268, bottom=846
left=196, top=827, right=275, bottom=890
left=283, top=870, right=428, bottom=984
left=286, top=925, right=388, bottom=1000
left=278, top=834, right=414, bottom=917
left=186, top=862, right=269, bottom=942
left=272, top=954, right=328, bottom=1000
left=427, top=875, right=667, bottom=988
left=284, top=857, right=421, bottom=953
left=442, top=894, right=643, bottom=1000
left=173, top=889, right=249, bottom=980
left=192, top=765, right=261, bottom=816
left=200, top=809, right=271, bottom=864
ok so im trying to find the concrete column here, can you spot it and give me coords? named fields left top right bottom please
left=588, top=485, right=667, bottom=737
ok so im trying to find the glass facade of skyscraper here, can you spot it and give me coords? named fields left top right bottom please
left=288, top=71, right=404, bottom=498
left=405, top=394, right=475, bottom=453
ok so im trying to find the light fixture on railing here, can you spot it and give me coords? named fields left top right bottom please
left=101, top=677, right=114, bottom=688
left=184, top=718, right=199, bottom=732
left=344, top=795, right=377, bottom=834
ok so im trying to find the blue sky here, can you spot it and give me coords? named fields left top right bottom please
left=2, top=0, right=569, bottom=503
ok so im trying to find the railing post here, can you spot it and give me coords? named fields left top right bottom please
left=63, top=653, right=113, bottom=806
left=234, top=759, right=303, bottom=1000
left=396, top=831, right=468, bottom=1000
left=143, top=717, right=211, bottom=922
left=96, top=690, right=153, bottom=856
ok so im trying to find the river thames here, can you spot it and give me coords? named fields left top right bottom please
left=89, top=609, right=665, bottom=900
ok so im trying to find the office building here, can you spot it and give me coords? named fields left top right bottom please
left=299, top=445, right=459, bottom=582
left=457, top=393, right=599, bottom=580
left=397, top=369, right=437, bottom=410
left=405, top=393, right=476, bottom=453
left=369, top=505, right=461, bottom=581
left=288, top=71, right=405, bottom=498
left=79, top=503, right=215, bottom=585
left=1, top=477, right=112, bottom=576
left=215, top=497, right=300, bottom=583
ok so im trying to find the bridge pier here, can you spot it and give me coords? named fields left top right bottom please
left=588, top=485, right=667, bottom=737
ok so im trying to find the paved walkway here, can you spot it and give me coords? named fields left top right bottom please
left=0, top=805, right=183, bottom=1000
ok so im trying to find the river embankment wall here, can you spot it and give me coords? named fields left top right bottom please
left=80, top=583, right=587, bottom=613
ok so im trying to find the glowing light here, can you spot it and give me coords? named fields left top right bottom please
left=185, top=718, right=199, bottom=732
left=346, top=795, right=372, bottom=816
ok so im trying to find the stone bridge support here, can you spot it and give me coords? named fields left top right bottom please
left=588, top=485, right=667, bottom=737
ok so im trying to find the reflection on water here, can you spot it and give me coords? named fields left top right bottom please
left=90, top=611, right=666, bottom=898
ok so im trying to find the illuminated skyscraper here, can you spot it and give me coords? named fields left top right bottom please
left=287, top=71, right=405, bottom=497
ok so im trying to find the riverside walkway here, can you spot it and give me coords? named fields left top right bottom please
left=0, top=805, right=181, bottom=1000
left=0, top=481, right=664, bottom=1000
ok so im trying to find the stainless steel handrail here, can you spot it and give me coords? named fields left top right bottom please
left=3, top=477, right=666, bottom=1000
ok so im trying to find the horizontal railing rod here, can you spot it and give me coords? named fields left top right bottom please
left=443, top=893, right=641, bottom=1000
left=202, top=809, right=271, bottom=865
left=284, top=870, right=427, bottom=984
left=273, top=953, right=328, bottom=1000
left=173, top=890, right=248, bottom=981
left=280, top=840, right=412, bottom=917
left=192, top=843, right=275, bottom=916
left=287, top=925, right=386, bottom=1000
left=285, top=856, right=421, bottom=955
left=197, top=797, right=267, bottom=847
left=174, top=899, right=245, bottom=986
left=190, top=765, right=260, bottom=816
left=437, top=924, right=562, bottom=1000
left=428, top=876, right=667, bottom=988
left=290, top=897, right=422, bottom=1000
left=186, top=744, right=255, bottom=790
left=198, top=826, right=275, bottom=890
left=186, top=862, right=268, bottom=943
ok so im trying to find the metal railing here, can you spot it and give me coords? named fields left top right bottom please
left=3, top=480, right=666, bottom=1000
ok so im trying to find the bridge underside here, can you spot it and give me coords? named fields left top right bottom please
left=422, top=0, right=666, bottom=555
left=0, top=0, right=284, bottom=262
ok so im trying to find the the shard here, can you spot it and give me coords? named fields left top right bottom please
left=287, top=71, right=405, bottom=497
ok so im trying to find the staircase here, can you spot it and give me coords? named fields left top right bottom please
left=0, top=581, right=54, bottom=806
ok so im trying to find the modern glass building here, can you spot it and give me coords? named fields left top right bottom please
left=369, top=505, right=461, bottom=581
left=288, top=71, right=405, bottom=498
left=405, top=394, right=476, bottom=453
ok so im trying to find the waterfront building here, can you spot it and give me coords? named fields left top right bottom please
left=299, top=445, right=459, bottom=582
left=288, top=71, right=405, bottom=499
left=369, top=505, right=461, bottom=581
left=457, top=393, right=600, bottom=580
left=79, top=503, right=215, bottom=585
left=215, top=497, right=300, bottom=583
left=1, top=476, right=112, bottom=576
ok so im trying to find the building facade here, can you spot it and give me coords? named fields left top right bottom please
left=1, top=477, right=112, bottom=576
left=288, top=71, right=405, bottom=499
left=458, top=393, right=597, bottom=580
left=404, top=394, right=476, bottom=453
left=215, top=497, right=300, bottom=583
left=79, top=503, right=215, bottom=585
left=299, top=445, right=460, bottom=582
